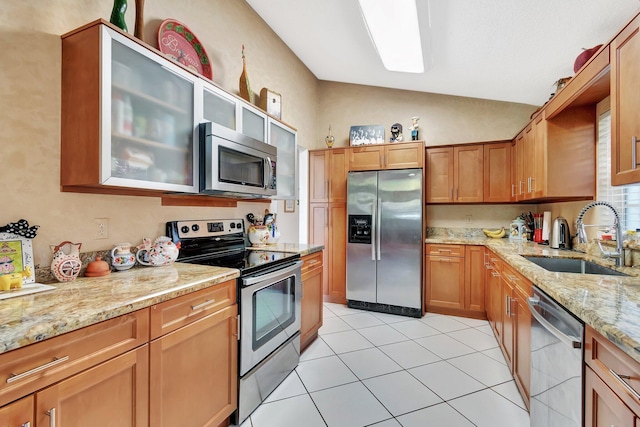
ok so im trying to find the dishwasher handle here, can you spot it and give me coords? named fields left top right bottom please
left=527, top=296, right=582, bottom=349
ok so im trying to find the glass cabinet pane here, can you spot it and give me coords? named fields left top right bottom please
left=203, top=88, right=236, bottom=130
left=242, top=106, right=266, bottom=142
left=110, top=39, right=194, bottom=187
left=269, top=121, right=297, bottom=199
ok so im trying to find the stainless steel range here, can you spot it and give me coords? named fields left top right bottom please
left=166, top=219, right=302, bottom=425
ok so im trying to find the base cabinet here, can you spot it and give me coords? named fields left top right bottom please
left=36, top=346, right=149, bottom=427
left=425, top=244, right=485, bottom=318
left=150, top=281, right=238, bottom=427
left=584, top=325, right=640, bottom=426
left=301, top=252, right=324, bottom=351
left=0, top=395, right=33, bottom=427
left=309, top=203, right=346, bottom=304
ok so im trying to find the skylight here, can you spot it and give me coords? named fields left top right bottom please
left=358, top=0, right=425, bottom=73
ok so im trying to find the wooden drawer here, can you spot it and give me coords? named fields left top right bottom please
left=301, top=252, right=323, bottom=276
left=585, top=325, right=640, bottom=415
left=0, top=308, right=149, bottom=407
left=502, top=263, right=532, bottom=296
left=426, top=244, right=464, bottom=257
left=150, top=279, right=236, bottom=339
left=485, top=250, right=502, bottom=273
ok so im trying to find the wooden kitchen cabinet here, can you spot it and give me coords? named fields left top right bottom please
left=483, top=141, right=512, bottom=203
left=611, top=14, right=640, bottom=185
left=426, top=145, right=483, bottom=203
left=36, top=345, right=149, bottom=427
left=309, top=148, right=348, bottom=304
left=309, top=204, right=346, bottom=304
left=584, top=325, right=640, bottom=425
left=484, top=249, right=531, bottom=407
left=309, top=149, right=348, bottom=203
left=149, top=280, right=238, bottom=427
left=61, top=20, right=198, bottom=195
left=300, top=252, right=324, bottom=351
left=349, top=141, right=424, bottom=171
left=425, top=244, right=485, bottom=318
left=0, top=395, right=33, bottom=427
left=585, top=365, right=638, bottom=427
left=512, top=108, right=595, bottom=202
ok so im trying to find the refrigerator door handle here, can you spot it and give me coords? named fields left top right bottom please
left=376, top=197, right=382, bottom=260
left=371, top=201, right=376, bottom=261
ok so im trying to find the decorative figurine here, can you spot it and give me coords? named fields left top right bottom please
left=136, top=236, right=180, bottom=266
left=239, top=45, right=255, bottom=104
left=110, top=0, right=128, bottom=32
left=111, top=243, right=136, bottom=271
left=390, top=123, right=403, bottom=142
left=50, top=241, right=82, bottom=282
left=409, top=116, right=420, bottom=141
left=325, top=126, right=335, bottom=148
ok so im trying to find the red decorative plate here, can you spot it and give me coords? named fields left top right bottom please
left=157, top=19, right=213, bottom=79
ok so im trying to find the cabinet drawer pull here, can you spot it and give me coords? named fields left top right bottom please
left=435, top=249, right=451, bottom=253
left=191, top=299, right=217, bottom=311
left=21, top=423, right=31, bottom=427
left=491, top=271, right=500, bottom=277
left=511, top=184, right=516, bottom=197
left=633, top=136, right=638, bottom=170
left=506, top=274, right=519, bottom=282
left=7, top=356, right=69, bottom=384
left=609, top=368, right=640, bottom=401
left=46, top=408, right=55, bottom=427
left=438, top=258, right=452, bottom=262
left=305, top=259, right=321, bottom=267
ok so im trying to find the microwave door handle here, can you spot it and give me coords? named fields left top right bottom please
left=264, top=157, right=273, bottom=189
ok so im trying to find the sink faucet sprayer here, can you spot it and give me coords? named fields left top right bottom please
left=575, top=201, right=624, bottom=267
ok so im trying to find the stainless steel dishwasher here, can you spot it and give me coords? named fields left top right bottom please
left=528, top=286, right=584, bottom=427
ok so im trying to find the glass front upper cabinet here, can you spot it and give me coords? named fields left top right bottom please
left=241, top=104, right=267, bottom=142
left=203, top=85, right=237, bottom=131
left=104, top=27, right=198, bottom=192
left=269, top=119, right=297, bottom=199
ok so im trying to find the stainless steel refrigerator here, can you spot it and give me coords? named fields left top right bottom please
left=346, top=169, right=423, bottom=317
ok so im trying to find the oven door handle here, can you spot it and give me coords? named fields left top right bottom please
left=242, top=260, right=302, bottom=287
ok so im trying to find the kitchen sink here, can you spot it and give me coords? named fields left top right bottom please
left=523, top=256, right=629, bottom=277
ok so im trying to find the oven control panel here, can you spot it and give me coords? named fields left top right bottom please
left=168, top=219, right=244, bottom=239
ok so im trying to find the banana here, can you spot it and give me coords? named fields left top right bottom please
left=483, top=227, right=506, bottom=238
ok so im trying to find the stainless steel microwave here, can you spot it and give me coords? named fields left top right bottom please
left=199, top=122, right=277, bottom=197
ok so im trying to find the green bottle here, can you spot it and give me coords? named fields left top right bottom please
left=110, top=0, right=128, bottom=32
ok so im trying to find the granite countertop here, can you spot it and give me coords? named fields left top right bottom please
left=246, top=243, right=324, bottom=257
left=0, top=263, right=239, bottom=355
left=426, top=235, right=640, bottom=363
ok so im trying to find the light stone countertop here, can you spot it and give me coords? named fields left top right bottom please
left=246, top=243, right=324, bottom=257
left=0, top=263, right=239, bottom=355
left=426, top=236, right=640, bottom=363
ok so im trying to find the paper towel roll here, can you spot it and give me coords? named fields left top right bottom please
left=542, top=211, right=552, bottom=241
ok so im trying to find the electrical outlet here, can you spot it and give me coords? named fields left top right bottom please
left=93, top=218, right=109, bottom=239
left=466, top=215, right=473, bottom=223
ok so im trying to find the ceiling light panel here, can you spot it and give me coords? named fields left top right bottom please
left=358, top=0, right=424, bottom=73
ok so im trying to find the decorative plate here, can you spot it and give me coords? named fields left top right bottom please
left=157, top=19, right=213, bottom=79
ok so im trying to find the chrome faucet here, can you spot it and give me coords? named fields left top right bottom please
left=575, top=201, right=624, bottom=267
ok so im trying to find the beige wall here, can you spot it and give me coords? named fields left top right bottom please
left=1, top=0, right=542, bottom=268
left=317, top=81, right=537, bottom=149
left=427, top=205, right=538, bottom=229
left=0, top=0, right=317, bottom=265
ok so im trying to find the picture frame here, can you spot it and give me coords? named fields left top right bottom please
left=0, top=232, right=35, bottom=284
left=284, top=199, right=295, bottom=213
left=349, top=125, right=385, bottom=146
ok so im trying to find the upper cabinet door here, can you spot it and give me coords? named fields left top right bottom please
left=61, top=23, right=199, bottom=194
left=269, top=119, right=297, bottom=199
left=611, top=14, right=640, bottom=185
left=203, top=85, right=238, bottom=131
left=240, top=104, right=267, bottom=142
left=106, top=34, right=197, bottom=190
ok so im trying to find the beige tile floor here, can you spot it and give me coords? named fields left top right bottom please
left=235, top=303, right=530, bottom=427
